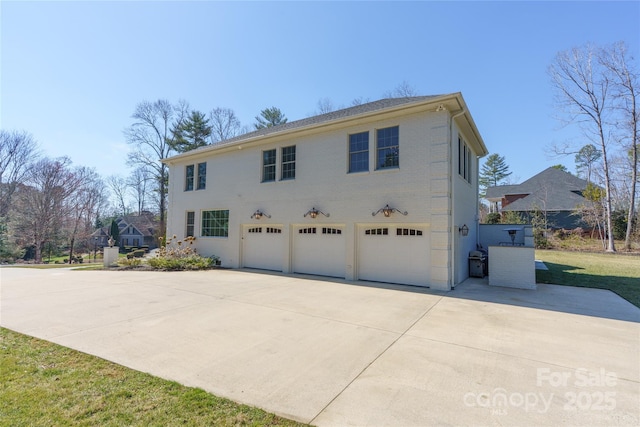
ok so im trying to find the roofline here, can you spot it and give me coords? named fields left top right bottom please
left=163, top=93, right=488, bottom=164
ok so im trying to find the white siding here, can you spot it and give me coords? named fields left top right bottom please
left=165, top=99, right=485, bottom=290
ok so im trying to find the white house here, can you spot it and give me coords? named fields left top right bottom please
left=163, top=93, right=488, bottom=290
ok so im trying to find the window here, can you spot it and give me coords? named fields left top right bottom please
left=186, top=211, right=195, bottom=237
left=322, top=227, right=342, bottom=235
left=262, top=149, right=276, bottom=182
left=266, top=227, right=282, bottom=234
left=396, top=228, right=423, bottom=236
left=185, top=165, right=194, bottom=191
left=376, top=126, right=399, bottom=169
left=248, top=227, right=262, bottom=233
left=197, top=162, right=207, bottom=190
left=299, top=227, right=316, bottom=234
left=201, top=210, right=229, bottom=237
left=281, top=145, right=296, bottom=180
left=365, top=228, right=389, bottom=235
left=349, top=131, right=369, bottom=173
left=458, top=136, right=472, bottom=183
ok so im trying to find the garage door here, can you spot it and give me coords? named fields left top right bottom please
left=293, top=225, right=346, bottom=278
left=358, top=225, right=430, bottom=287
left=242, top=226, right=284, bottom=271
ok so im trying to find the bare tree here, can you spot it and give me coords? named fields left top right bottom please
left=209, top=107, right=242, bottom=143
left=0, top=130, right=39, bottom=217
left=549, top=44, right=616, bottom=252
left=127, top=167, right=152, bottom=215
left=13, top=157, right=82, bottom=263
left=600, top=41, right=639, bottom=250
left=106, top=175, right=130, bottom=216
left=124, top=99, right=188, bottom=240
left=65, top=167, right=107, bottom=263
left=351, top=96, right=370, bottom=106
left=384, top=80, right=418, bottom=98
left=315, top=97, right=335, bottom=115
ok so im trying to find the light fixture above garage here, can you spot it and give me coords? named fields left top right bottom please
left=251, top=210, right=271, bottom=220
left=372, top=204, right=408, bottom=217
left=304, top=207, right=330, bottom=219
left=459, top=224, right=469, bottom=236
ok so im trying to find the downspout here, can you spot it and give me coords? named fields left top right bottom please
left=449, top=108, right=466, bottom=289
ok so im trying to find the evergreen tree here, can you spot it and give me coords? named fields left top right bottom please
left=254, top=107, right=287, bottom=129
left=574, top=144, right=601, bottom=182
left=109, top=220, right=120, bottom=246
left=171, top=110, right=212, bottom=152
left=479, top=153, right=512, bottom=193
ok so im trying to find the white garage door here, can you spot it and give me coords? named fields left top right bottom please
left=242, top=226, right=284, bottom=271
left=358, top=225, right=430, bottom=287
left=293, top=226, right=346, bottom=278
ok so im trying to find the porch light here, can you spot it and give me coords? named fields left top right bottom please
left=459, top=224, right=469, bottom=236
left=372, top=204, right=408, bottom=217
left=304, top=207, right=329, bottom=219
left=251, top=210, right=271, bottom=220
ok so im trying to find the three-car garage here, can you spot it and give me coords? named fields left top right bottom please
left=241, top=223, right=431, bottom=287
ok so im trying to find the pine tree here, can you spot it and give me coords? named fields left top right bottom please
left=171, top=110, right=212, bottom=152
left=479, top=154, right=512, bottom=192
left=254, top=107, right=287, bottom=129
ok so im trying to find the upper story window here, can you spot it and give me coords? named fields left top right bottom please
left=262, top=149, right=276, bottom=182
left=201, top=209, right=229, bottom=237
left=197, top=162, right=207, bottom=190
left=349, top=131, right=369, bottom=173
left=281, top=145, right=296, bottom=180
left=185, top=165, right=194, bottom=191
left=376, top=126, right=399, bottom=170
left=458, top=136, right=472, bottom=183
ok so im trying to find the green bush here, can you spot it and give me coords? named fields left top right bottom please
left=147, top=236, right=215, bottom=271
left=147, top=255, right=213, bottom=271
left=485, top=213, right=501, bottom=224
left=118, top=258, right=143, bottom=267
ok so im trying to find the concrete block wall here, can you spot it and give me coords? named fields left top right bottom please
left=488, top=246, right=536, bottom=290
left=479, top=224, right=533, bottom=248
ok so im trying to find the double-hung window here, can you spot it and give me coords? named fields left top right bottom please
left=262, top=149, right=276, bottom=182
left=185, top=165, right=194, bottom=191
left=281, top=145, right=296, bottom=180
left=349, top=131, right=369, bottom=173
left=186, top=211, right=195, bottom=237
left=201, top=209, right=229, bottom=237
left=197, top=162, right=207, bottom=190
left=458, top=136, right=472, bottom=183
left=376, top=126, right=399, bottom=169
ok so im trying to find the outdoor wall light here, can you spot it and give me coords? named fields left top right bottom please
left=372, top=204, right=408, bottom=217
left=304, top=207, right=330, bottom=219
left=459, top=224, right=469, bottom=236
left=250, top=210, right=271, bottom=220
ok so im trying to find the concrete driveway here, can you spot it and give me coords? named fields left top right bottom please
left=1, top=267, right=638, bottom=426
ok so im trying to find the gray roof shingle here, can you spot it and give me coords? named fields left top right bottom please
left=486, top=167, right=592, bottom=211
left=187, top=95, right=446, bottom=153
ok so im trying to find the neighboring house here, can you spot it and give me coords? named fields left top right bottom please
left=163, top=94, right=488, bottom=290
left=91, top=213, right=159, bottom=249
left=485, top=167, right=592, bottom=229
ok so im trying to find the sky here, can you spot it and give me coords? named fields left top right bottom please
left=1, top=0, right=639, bottom=185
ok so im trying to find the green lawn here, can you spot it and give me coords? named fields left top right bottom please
left=0, top=328, right=307, bottom=427
left=535, top=250, right=640, bottom=308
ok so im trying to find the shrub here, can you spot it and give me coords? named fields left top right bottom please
left=118, top=258, right=143, bottom=268
left=485, top=213, right=501, bottom=224
left=147, top=236, right=214, bottom=271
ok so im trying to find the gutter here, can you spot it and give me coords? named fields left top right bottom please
left=449, top=108, right=466, bottom=290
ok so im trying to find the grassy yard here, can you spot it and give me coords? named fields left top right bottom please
left=535, top=249, right=640, bottom=308
left=0, top=328, right=307, bottom=427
